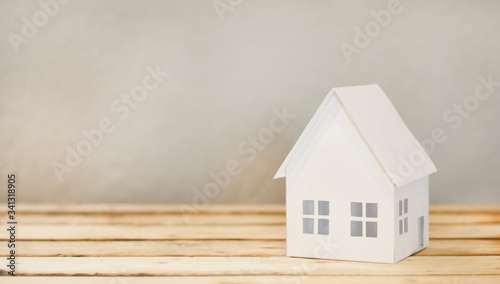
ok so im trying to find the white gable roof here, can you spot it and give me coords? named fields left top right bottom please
left=274, top=84, right=436, bottom=188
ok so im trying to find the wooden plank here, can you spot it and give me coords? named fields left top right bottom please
left=4, top=224, right=286, bottom=240
left=417, top=239, right=500, bottom=256
left=1, top=239, right=498, bottom=257
left=11, top=203, right=286, bottom=215
left=2, top=223, right=499, bottom=240
left=430, top=224, right=500, bottom=239
left=2, top=256, right=498, bottom=276
left=2, top=213, right=499, bottom=225
left=1, top=203, right=497, bottom=215
left=8, top=240, right=284, bottom=257
left=1, top=276, right=500, bottom=284
left=1, top=213, right=286, bottom=225
left=429, top=204, right=500, bottom=214
left=430, top=214, right=500, bottom=225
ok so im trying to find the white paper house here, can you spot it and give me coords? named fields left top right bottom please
left=274, top=85, right=437, bottom=263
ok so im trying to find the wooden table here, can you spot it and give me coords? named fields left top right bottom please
left=1, top=204, right=500, bottom=283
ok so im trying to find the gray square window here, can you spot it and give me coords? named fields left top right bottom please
left=303, top=218, right=314, bottom=234
left=351, top=202, right=362, bottom=217
left=351, top=220, right=362, bottom=237
left=399, top=200, right=403, bottom=216
left=366, top=221, right=377, bottom=238
left=404, top=198, right=408, bottom=214
left=318, top=219, right=329, bottom=235
left=366, top=203, right=378, bottom=218
left=399, top=219, right=403, bottom=235
left=318, top=201, right=329, bottom=216
left=303, top=200, right=314, bottom=215
left=404, top=217, right=408, bottom=233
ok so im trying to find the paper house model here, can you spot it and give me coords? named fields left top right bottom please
left=274, top=85, right=437, bottom=263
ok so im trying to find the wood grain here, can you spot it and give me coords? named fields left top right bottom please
left=0, top=203, right=499, bottom=283
left=5, top=203, right=500, bottom=214
left=0, top=239, right=498, bottom=257
left=1, top=223, right=498, bottom=240
left=3, top=213, right=499, bottom=225
left=1, top=256, right=498, bottom=276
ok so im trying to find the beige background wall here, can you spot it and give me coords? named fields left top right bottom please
left=1, top=0, right=499, bottom=204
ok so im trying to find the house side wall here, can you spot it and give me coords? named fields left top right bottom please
left=393, top=176, right=429, bottom=262
left=286, top=105, right=395, bottom=263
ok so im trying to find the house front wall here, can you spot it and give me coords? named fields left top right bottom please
left=285, top=106, right=395, bottom=263
left=394, top=176, right=429, bottom=262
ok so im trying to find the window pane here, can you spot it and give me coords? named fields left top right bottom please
left=318, top=219, right=329, bottom=235
left=303, top=200, right=314, bottom=215
left=399, top=220, right=403, bottom=235
left=366, top=221, right=377, bottom=238
left=366, top=203, right=377, bottom=218
left=318, top=201, right=329, bottom=216
left=404, top=217, right=408, bottom=233
left=399, top=200, right=403, bottom=216
left=303, top=218, right=314, bottom=234
left=404, top=198, right=408, bottom=214
left=351, top=202, right=362, bottom=217
left=351, top=221, right=362, bottom=237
